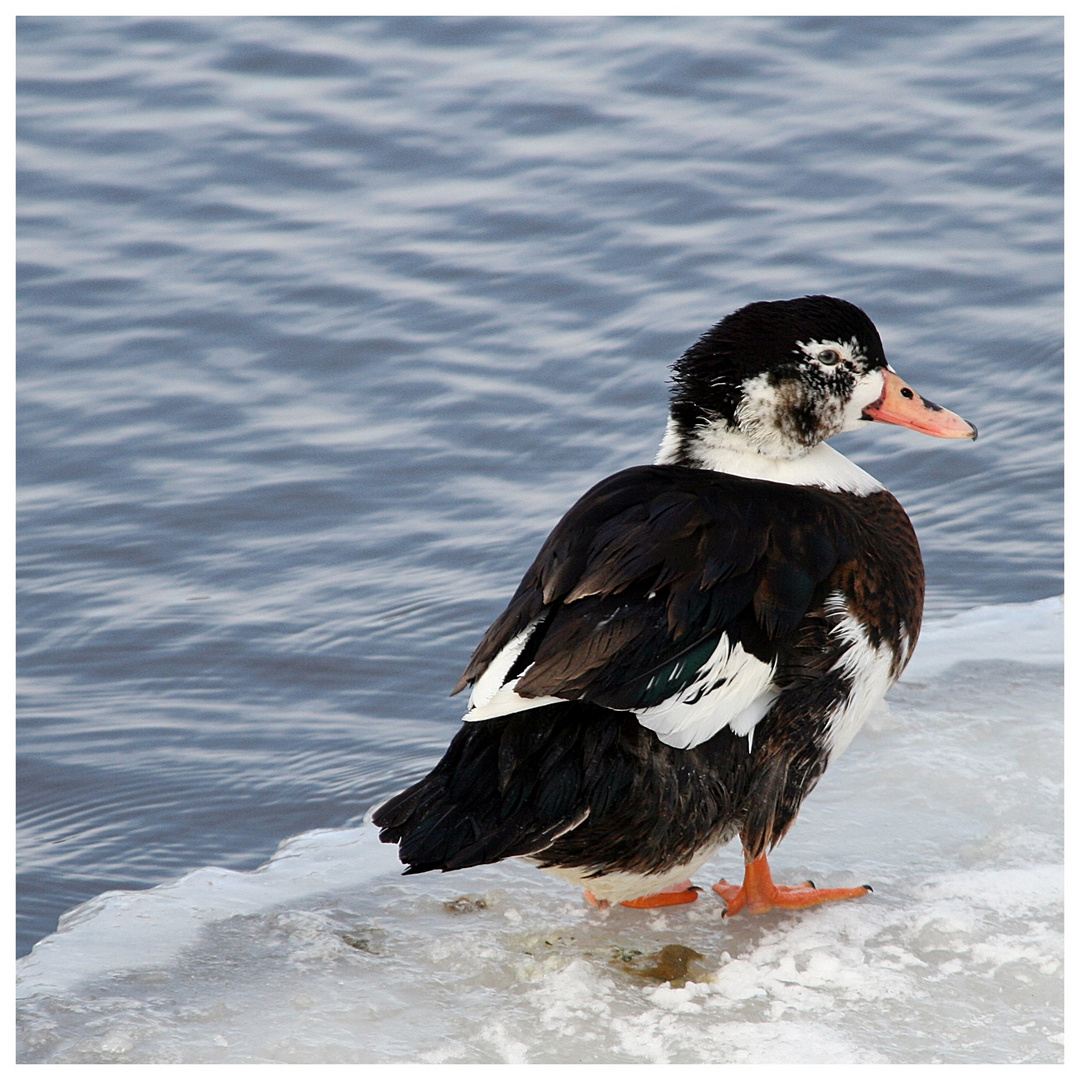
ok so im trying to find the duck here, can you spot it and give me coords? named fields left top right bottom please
left=373, top=295, right=976, bottom=916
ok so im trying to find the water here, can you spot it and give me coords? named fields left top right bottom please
left=16, top=15, right=1061, bottom=1063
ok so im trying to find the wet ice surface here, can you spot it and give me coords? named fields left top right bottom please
left=16, top=600, right=1063, bottom=1064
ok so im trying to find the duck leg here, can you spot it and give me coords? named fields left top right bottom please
left=712, top=853, right=870, bottom=917
left=584, top=880, right=701, bottom=910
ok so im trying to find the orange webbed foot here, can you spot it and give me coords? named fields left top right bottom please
left=584, top=880, right=701, bottom=910
left=620, top=880, right=701, bottom=909
left=713, top=854, right=871, bottom=917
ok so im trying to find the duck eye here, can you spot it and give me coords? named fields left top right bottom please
left=816, top=349, right=841, bottom=365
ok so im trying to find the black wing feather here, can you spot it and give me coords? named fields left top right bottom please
left=457, top=465, right=857, bottom=712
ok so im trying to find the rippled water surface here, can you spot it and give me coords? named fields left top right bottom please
left=17, top=15, right=1061, bottom=968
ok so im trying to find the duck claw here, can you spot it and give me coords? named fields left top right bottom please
left=712, top=855, right=871, bottom=917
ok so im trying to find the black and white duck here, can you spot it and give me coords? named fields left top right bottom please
left=374, top=295, right=976, bottom=915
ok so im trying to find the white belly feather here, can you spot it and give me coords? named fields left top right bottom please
left=821, top=606, right=905, bottom=758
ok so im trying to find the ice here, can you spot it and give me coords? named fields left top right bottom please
left=901, top=595, right=1063, bottom=680
left=16, top=599, right=1063, bottom=1064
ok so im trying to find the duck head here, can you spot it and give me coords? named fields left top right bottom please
left=662, top=295, right=976, bottom=469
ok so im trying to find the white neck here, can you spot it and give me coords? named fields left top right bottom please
left=655, top=418, right=884, bottom=496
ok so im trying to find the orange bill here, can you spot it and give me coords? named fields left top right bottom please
left=863, top=369, right=977, bottom=440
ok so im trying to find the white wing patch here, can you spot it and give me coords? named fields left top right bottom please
left=633, top=635, right=776, bottom=751
left=464, top=618, right=780, bottom=748
left=464, top=616, right=566, bottom=722
left=467, top=619, right=538, bottom=710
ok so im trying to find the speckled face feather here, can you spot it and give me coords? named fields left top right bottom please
left=736, top=337, right=887, bottom=457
